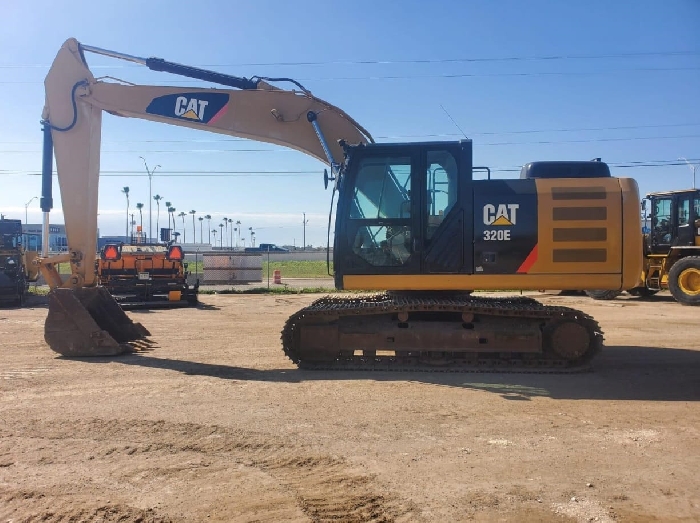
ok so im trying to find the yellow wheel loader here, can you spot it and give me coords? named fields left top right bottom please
left=0, top=217, right=39, bottom=307
left=586, top=189, right=700, bottom=305
left=37, top=38, right=643, bottom=369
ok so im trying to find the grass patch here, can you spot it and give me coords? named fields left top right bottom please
left=262, top=260, right=332, bottom=278
left=66, top=260, right=333, bottom=279
left=184, top=260, right=332, bottom=278
left=188, top=260, right=331, bottom=279
left=27, top=285, right=50, bottom=296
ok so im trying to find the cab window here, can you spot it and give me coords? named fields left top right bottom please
left=426, top=150, right=458, bottom=240
left=349, top=155, right=413, bottom=267
left=652, top=198, right=672, bottom=243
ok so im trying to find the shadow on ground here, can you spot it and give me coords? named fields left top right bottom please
left=71, top=345, right=700, bottom=402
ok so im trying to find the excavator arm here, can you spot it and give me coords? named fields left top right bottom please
left=39, top=38, right=373, bottom=356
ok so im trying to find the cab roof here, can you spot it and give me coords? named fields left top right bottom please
left=645, top=188, right=700, bottom=198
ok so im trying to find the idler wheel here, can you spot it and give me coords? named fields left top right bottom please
left=544, top=320, right=591, bottom=360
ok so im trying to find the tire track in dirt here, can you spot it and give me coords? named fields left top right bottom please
left=0, top=366, right=54, bottom=381
left=1, top=418, right=418, bottom=523
left=0, top=488, right=178, bottom=523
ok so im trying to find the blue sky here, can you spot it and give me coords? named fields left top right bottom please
left=1, top=0, right=699, bottom=247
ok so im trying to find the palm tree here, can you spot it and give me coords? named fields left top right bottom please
left=227, top=218, right=233, bottom=248
left=136, top=202, right=144, bottom=235
left=219, top=223, right=224, bottom=248
left=179, top=211, right=187, bottom=242
left=211, top=229, right=217, bottom=248
left=189, top=210, right=197, bottom=244
left=168, top=206, right=176, bottom=238
left=223, top=217, right=229, bottom=248
left=204, top=215, right=212, bottom=244
left=121, top=187, right=130, bottom=239
left=153, top=194, right=163, bottom=237
left=165, top=201, right=172, bottom=230
left=235, top=220, right=241, bottom=247
left=198, top=216, right=204, bottom=244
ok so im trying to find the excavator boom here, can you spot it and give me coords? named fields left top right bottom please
left=40, top=38, right=372, bottom=356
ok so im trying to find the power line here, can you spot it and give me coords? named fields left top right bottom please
left=2, top=66, right=698, bottom=85
left=2, top=122, right=700, bottom=149
left=2, top=122, right=699, bottom=145
left=3, top=160, right=698, bottom=177
left=2, top=50, right=697, bottom=69
left=3, top=132, right=700, bottom=155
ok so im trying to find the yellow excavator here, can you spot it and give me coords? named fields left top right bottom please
left=38, top=38, right=643, bottom=369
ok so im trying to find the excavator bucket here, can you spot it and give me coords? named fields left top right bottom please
left=44, top=287, right=151, bottom=357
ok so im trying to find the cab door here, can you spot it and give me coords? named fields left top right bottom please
left=650, top=197, right=673, bottom=253
left=676, top=195, right=694, bottom=246
left=335, top=146, right=422, bottom=277
left=420, top=144, right=471, bottom=274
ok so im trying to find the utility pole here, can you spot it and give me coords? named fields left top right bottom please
left=140, top=156, right=161, bottom=241
left=678, top=157, right=699, bottom=189
left=302, top=212, right=309, bottom=251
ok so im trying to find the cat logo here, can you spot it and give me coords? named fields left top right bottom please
left=483, top=203, right=519, bottom=226
left=175, top=97, right=209, bottom=121
left=146, top=92, right=230, bottom=125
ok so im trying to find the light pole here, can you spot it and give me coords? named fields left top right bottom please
left=139, top=156, right=161, bottom=241
left=24, top=196, right=38, bottom=224
left=190, top=210, right=197, bottom=244
left=302, top=212, right=309, bottom=251
left=678, top=157, right=698, bottom=189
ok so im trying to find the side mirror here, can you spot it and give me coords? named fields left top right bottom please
left=323, top=168, right=336, bottom=190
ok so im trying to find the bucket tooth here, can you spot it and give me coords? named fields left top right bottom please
left=44, top=287, right=150, bottom=357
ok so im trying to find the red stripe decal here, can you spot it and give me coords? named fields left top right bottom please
left=208, top=103, right=229, bottom=125
left=516, top=244, right=538, bottom=273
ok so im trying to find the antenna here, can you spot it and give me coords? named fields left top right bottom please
left=440, top=104, right=469, bottom=139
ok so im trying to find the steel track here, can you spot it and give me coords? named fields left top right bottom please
left=280, top=293, right=603, bottom=374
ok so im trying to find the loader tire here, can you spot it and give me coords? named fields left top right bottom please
left=585, top=290, right=622, bottom=301
left=627, top=287, right=659, bottom=298
left=668, top=256, right=700, bottom=306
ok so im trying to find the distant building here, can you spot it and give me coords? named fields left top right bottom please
left=22, top=223, right=68, bottom=252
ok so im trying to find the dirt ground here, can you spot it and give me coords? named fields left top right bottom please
left=0, top=291, right=698, bottom=522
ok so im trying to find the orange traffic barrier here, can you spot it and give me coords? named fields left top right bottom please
left=273, top=269, right=281, bottom=284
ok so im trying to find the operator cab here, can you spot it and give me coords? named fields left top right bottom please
left=332, top=140, right=627, bottom=290
left=644, top=189, right=700, bottom=254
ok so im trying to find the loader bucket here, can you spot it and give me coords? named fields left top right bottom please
left=45, top=287, right=151, bottom=357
